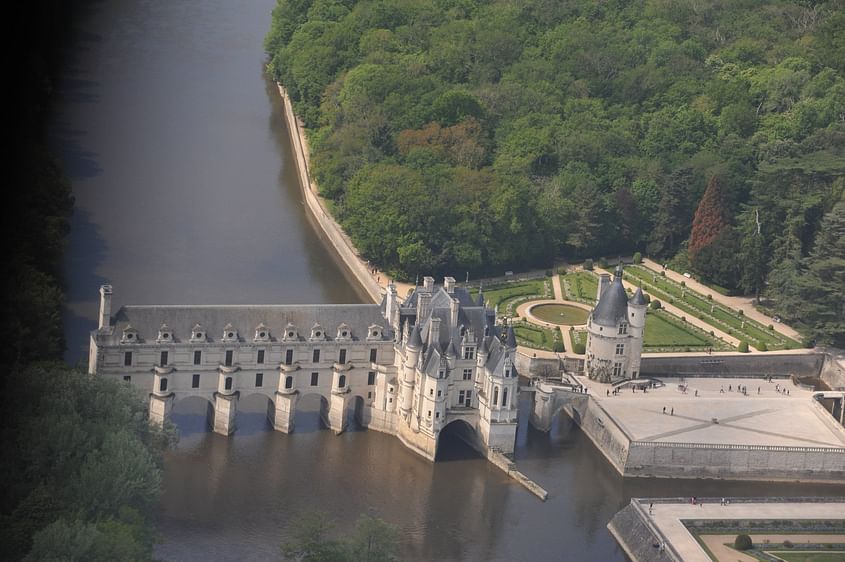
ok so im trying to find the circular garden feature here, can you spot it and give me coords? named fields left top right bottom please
left=530, top=304, right=589, bottom=326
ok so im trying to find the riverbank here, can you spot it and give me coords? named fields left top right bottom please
left=276, top=84, right=414, bottom=303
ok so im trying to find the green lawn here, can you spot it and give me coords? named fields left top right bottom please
left=531, top=304, right=589, bottom=325
left=643, top=310, right=733, bottom=352
left=470, top=279, right=548, bottom=313
left=560, top=271, right=599, bottom=303
left=624, top=265, right=799, bottom=351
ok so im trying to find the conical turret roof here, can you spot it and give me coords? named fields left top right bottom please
left=630, top=286, right=647, bottom=306
left=408, top=324, right=422, bottom=348
left=592, top=276, right=628, bottom=327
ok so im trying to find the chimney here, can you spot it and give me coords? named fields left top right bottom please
left=385, top=283, right=398, bottom=326
left=450, top=298, right=459, bottom=327
left=423, top=276, right=435, bottom=292
left=444, top=276, right=455, bottom=293
left=429, top=316, right=441, bottom=347
left=98, top=284, right=113, bottom=330
left=417, top=292, right=432, bottom=323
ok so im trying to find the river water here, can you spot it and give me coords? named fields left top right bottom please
left=52, top=1, right=845, bottom=561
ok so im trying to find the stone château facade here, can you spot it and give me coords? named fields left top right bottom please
left=89, top=277, right=519, bottom=460
left=584, top=266, right=646, bottom=383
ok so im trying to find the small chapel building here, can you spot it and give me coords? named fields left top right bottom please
left=583, top=265, right=646, bottom=383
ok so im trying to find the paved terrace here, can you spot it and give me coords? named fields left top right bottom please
left=577, top=375, right=845, bottom=448
left=636, top=498, right=845, bottom=562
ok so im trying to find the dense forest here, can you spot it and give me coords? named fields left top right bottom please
left=1, top=1, right=168, bottom=559
left=266, top=0, right=844, bottom=345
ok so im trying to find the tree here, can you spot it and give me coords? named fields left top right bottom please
left=280, top=513, right=400, bottom=562
left=738, top=207, right=768, bottom=301
left=689, top=176, right=732, bottom=277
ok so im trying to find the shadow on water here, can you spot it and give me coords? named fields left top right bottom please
left=435, top=420, right=484, bottom=462
left=50, top=124, right=103, bottom=179
left=61, top=208, right=109, bottom=363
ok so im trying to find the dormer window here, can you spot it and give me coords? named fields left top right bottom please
left=121, top=325, right=139, bottom=344
left=191, top=324, right=206, bottom=343
left=309, top=323, right=325, bottom=341
left=618, top=322, right=628, bottom=335
left=282, top=323, right=298, bottom=342
left=222, top=324, right=238, bottom=342
left=366, top=324, right=382, bottom=341
left=463, top=346, right=475, bottom=360
left=254, top=323, right=270, bottom=342
left=157, top=323, right=172, bottom=343
left=336, top=323, right=352, bottom=341
left=438, top=369, right=446, bottom=379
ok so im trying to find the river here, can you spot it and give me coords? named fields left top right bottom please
left=51, top=1, right=845, bottom=560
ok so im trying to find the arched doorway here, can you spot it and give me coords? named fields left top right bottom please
left=436, top=419, right=483, bottom=461
left=170, top=395, right=214, bottom=437
left=294, top=393, right=330, bottom=433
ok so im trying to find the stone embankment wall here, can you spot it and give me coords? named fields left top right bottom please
left=607, top=501, right=679, bottom=562
left=641, top=352, right=824, bottom=378
left=277, top=85, right=382, bottom=304
left=820, top=350, right=845, bottom=390
left=569, top=398, right=632, bottom=474
left=624, top=441, right=845, bottom=483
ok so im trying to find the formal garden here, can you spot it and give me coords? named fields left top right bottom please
left=623, top=265, right=801, bottom=351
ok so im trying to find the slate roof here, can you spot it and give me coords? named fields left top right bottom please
left=591, top=276, right=629, bottom=327
left=630, top=287, right=647, bottom=306
left=101, top=304, right=387, bottom=344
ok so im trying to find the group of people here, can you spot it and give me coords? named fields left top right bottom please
left=661, top=406, right=675, bottom=416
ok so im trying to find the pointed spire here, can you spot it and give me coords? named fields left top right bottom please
left=408, top=324, right=422, bottom=349
left=630, top=286, right=647, bottom=306
left=445, top=340, right=458, bottom=358
left=506, top=323, right=517, bottom=350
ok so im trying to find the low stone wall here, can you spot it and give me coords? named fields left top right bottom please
left=625, top=441, right=845, bottom=482
left=514, top=351, right=561, bottom=377
left=607, top=501, right=680, bottom=562
left=641, top=352, right=824, bottom=378
left=277, top=85, right=382, bottom=304
left=487, top=449, right=548, bottom=501
left=821, top=350, right=845, bottom=390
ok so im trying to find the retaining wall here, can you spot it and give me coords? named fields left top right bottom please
left=278, top=85, right=382, bottom=304
left=625, top=441, right=845, bottom=482
left=607, top=501, right=680, bottom=562
left=640, top=353, right=824, bottom=378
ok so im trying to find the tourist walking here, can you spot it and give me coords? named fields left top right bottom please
left=663, top=406, right=666, bottom=414
left=671, top=407, right=674, bottom=416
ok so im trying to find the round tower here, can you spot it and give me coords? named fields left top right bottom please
left=399, top=324, right=421, bottom=418
left=627, top=287, right=647, bottom=378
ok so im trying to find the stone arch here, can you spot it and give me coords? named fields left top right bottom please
left=345, top=394, right=368, bottom=430
left=294, top=392, right=330, bottom=432
left=436, top=419, right=483, bottom=460
left=170, top=394, right=215, bottom=434
left=238, top=392, right=275, bottom=434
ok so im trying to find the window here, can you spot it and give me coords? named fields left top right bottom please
left=493, top=386, right=499, bottom=406
left=160, top=378, right=168, bottom=392
left=285, top=349, right=293, bottom=365
left=437, top=390, right=442, bottom=397
left=618, top=322, right=628, bottom=335
left=123, top=375, right=131, bottom=382
left=312, top=349, right=320, bottom=363
left=367, top=371, right=375, bottom=385
left=225, top=350, right=233, bottom=367
left=436, top=411, right=440, bottom=419
left=613, top=363, right=622, bottom=377
left=465, top=390, right=472, bottom=407
left=459, top=390, right=465, bottom=404
left=193, top=350, right=201, bottom=365
left=124, top=351, right=132, bottom=366
left=225, top=377, right=233, bottom=390
left=427, top=410, right=431, bottom=418
left=257, top=349, right=265, bottom=364
left=255, top=373, right=263, bottom=387
left=338, top=349, right=347, bottom=364
left=192, top=374, right=200, bottom=388
left=463, top=346, right=475, bottom=360
left=463, top=368, right=472, bottom=380
left=367, top=391, right=372, bottom=399
left=369, top=348, right=377, bottom=362
left=285, top=376, right=293, bottom=389
left=430, top=388, right=434, bottom=396
left=338, top=374, right=346, bottom=388
left=311, top=372, right=319, bottom=386
left=505, top=368, right=512, bottom=378
left=160, top=351, right=168, bottom=366
left=502, top=388, right=508, bottom=408
left=615, top=343, right=625, bottom=355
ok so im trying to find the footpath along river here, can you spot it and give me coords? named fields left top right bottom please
left=52, top=1, right=845, bottom=560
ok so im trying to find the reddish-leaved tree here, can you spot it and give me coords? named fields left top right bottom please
left=689, top=176, right=731, bottom=265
